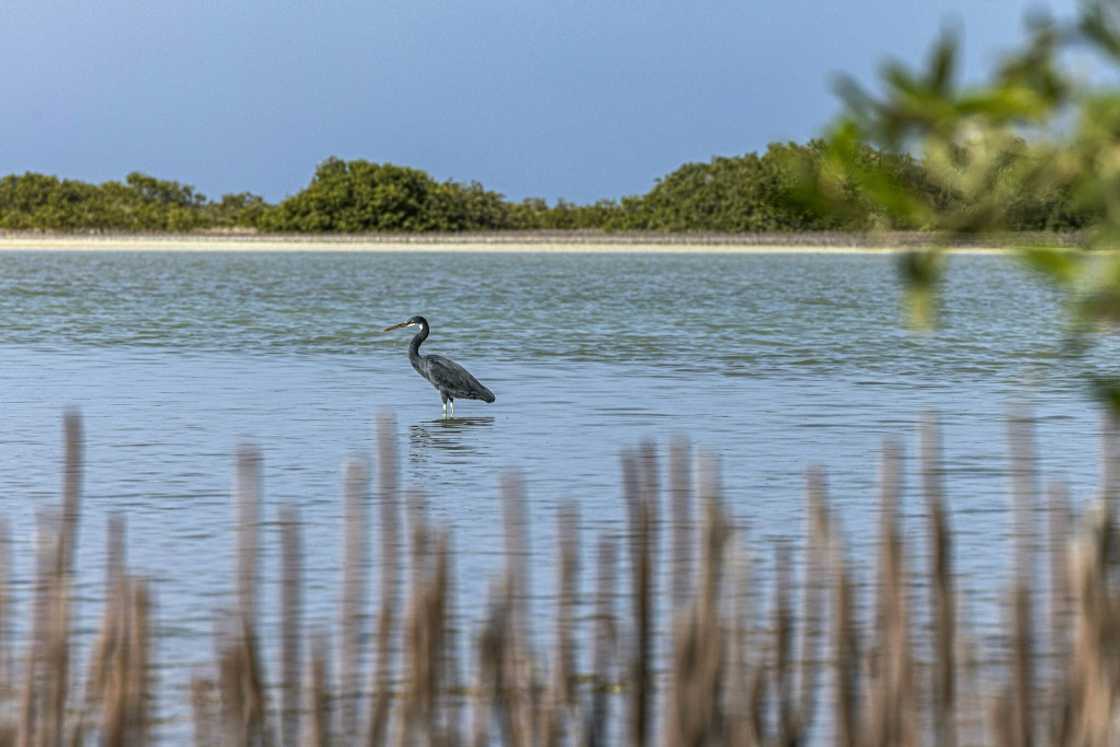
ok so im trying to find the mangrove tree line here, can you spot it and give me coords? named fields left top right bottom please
left=0, top=140, right=1090, bottom=234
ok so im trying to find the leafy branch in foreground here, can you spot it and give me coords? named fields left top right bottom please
left=805, top=1, right=1120, bottom=406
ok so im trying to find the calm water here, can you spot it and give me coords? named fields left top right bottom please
left=0, top=249, right=1113, bottom=728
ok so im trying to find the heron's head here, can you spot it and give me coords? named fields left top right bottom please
left=383, top=315, right=428, bottom=333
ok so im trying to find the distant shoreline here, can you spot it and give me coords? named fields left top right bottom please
left=0, top=230, right=1078, bottom=253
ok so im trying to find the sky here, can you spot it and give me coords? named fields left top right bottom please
left=0, top=0, right=1079, bottom=204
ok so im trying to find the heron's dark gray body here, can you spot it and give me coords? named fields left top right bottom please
left=389, top=316, right=494, bottom=413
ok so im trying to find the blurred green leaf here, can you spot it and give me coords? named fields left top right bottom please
left=1021, top=247, right=1081, bottom=286
left=807, top=0, right=1120, bottom=410
left=897, top=250, right=944, bottom=330
left=928, top=31, right=958, bottom=95
left=1090, top=375, right=1120, bottom=418
left=1080, top=0, right=1120, bottom=60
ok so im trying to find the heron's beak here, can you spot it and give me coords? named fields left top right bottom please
left=383, top=321, right=410, bottom=333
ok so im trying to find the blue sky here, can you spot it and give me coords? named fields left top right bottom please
left=0, top=0, right=1077, bottom=204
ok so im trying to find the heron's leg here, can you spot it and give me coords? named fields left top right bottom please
left=449, top=400, right=455, bottom=417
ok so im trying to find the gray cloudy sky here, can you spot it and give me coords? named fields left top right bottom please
left=0, top=0, right=1077, bottom=203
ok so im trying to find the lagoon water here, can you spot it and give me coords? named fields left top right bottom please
left=0, top=249, right=1113, bottom=728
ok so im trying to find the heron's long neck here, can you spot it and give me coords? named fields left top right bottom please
left=408, top=326, right=428, bottom=367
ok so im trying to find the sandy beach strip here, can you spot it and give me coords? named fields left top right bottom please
left=0, top=232, right=1050, bottom=254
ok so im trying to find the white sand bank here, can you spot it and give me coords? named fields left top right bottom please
left=0, top=234, right=1020, bottom=254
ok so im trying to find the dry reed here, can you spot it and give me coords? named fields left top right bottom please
left=5, top=408, right=1120, bottom=745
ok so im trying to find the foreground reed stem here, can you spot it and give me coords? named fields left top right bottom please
left=5, top=410, right=1120, bottom=746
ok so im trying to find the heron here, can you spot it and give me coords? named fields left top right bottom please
left=383, top=315, right=495, bottom=417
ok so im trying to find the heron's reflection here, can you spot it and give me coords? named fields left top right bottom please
left=408, top=416, right=495, bottom=466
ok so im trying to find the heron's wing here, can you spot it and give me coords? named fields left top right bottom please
left=425, top=354, right=495, bottom=402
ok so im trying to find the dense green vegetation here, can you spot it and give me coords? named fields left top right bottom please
left=0, top=172, right=265, bottom=232
left=257, top=158, right=509, bottom=233
left=0, top=139, right=1093, bottom=234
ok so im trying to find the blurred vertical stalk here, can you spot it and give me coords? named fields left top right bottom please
left=368, top=413, right=401, bottom=747
left=279, top=504, right=303, bottom=747
left=922, top=413, right=956, bottom=747
left=623, top=444, right=659, bottom=747
left=341, top=458, right=370, bottom=742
